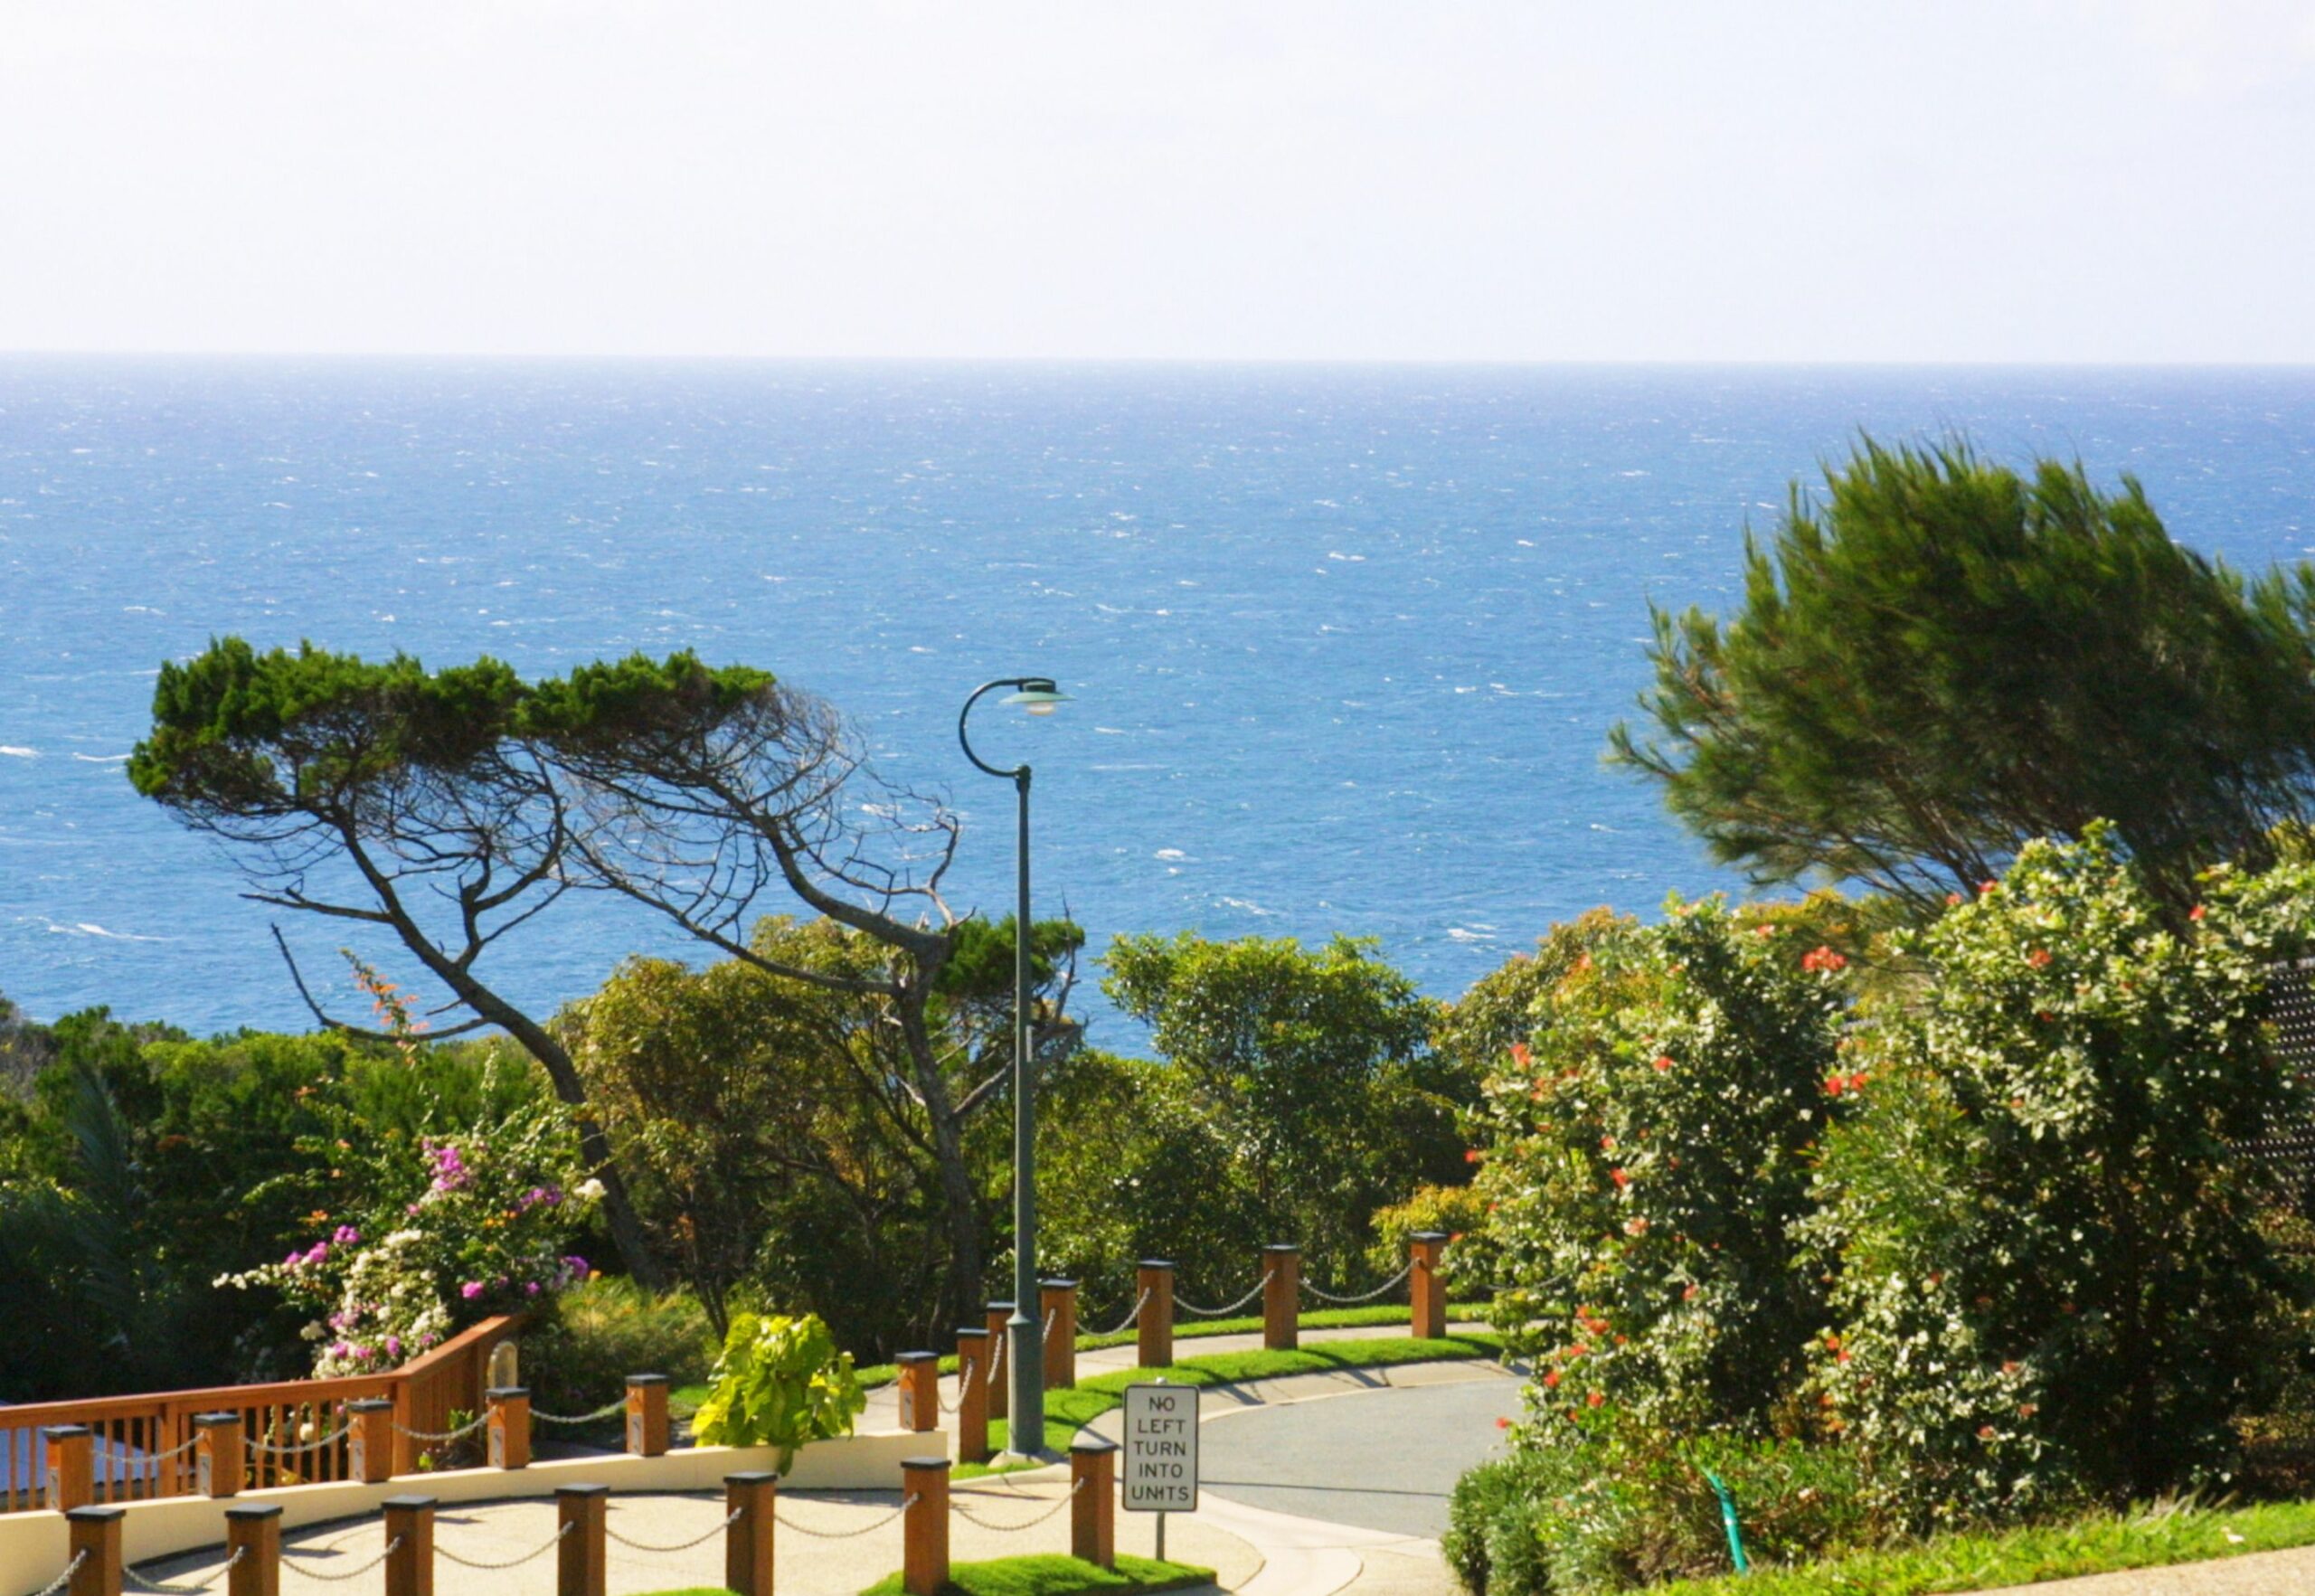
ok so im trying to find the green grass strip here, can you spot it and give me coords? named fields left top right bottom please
left=964, top=1331, right=1503, bottom=1476
left=859, top=1553, right=1214, bottom=1596
left=1656, top=1496, right=2315, bottom=1596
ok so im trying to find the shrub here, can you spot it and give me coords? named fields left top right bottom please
left=1366, top=1182, right=1492, bottom=1287
left=1445, top=1454, right=1547, bottom=1596
left=216, top=1070, right=597, bottom=1375
left=692, top=1309, right=865, bottom=1469
left=1804, top=830, right=2315, bottom=1520
left=1447, top=1431, right=1876, bottom=1595
left=1472, top=899, right=1847, bottom=1440
left=525, top=1277, right=716, bottom=1430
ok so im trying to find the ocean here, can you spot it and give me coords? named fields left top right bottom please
left=3, top=360, right=2312, bottom=1039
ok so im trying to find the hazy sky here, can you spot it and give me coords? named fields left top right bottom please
left=5, top=1, right=2313, bottom=362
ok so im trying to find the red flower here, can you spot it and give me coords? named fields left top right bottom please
left=1977, top=1424, right=1997, bottom=1440
left=1543, top=1368, right=1562, bottom=1388
left=1682, top=1284, right=1698, bottom=1302
left=1979, top=880, right=1998, bottom=894
left=1946, top=892, right=1963, bottom=906
left=1510, top=1042, right=1532, bottom=1068
left=1801, top=945, right=1848, bottom=973
left=2026, top=949, right=2051, bottom=968
left=1653, top=1054, right=1674, bottom=1072
left=1754, top=923, right=1779, bottom=938
left=1601, top=1134, right=1615, bottom=1151
left=1465, top=1149, right=1485, bottom=1164
left=1824, top=1074, right=1846, bottom=1097
left=1495, top=1415, right=1511, bottom=1429
left=1587, top=1391, right=1605, bottom=1408
left=1610, top=1167, right=1630, bottom=1188
left=2188, top=904, right=2206, bottom=921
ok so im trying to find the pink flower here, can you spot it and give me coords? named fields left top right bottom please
left=461, top=1281, right=485, bottom=1300
left=384, top=1336, right=402, bottom=1359
left=303, top=1242, right=329, bottom=1266
left=333, top=1225, right=361, bottom=1245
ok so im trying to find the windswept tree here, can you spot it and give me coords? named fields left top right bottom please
left=130, top=640, right=1078, bottom=1313
left=1610, top=439, right=2315, bottom=916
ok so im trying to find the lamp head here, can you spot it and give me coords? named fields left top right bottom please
left=1000, top=679, right=1070, bottom=717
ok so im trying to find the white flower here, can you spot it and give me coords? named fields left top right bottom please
left=574, top=1178, right=607, bottom=1203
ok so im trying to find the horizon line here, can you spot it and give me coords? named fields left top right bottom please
left=6, top=349, right=2315, bottom=371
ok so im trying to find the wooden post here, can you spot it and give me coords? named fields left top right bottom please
left=195, top=1412, right=244, bottom=1500
left=1040, top=1279, right=1078, bottom=1390
left=225, top=1504, right=281, bottom=1596
left=66, top=1506, right=123, bottom=1596
left=1137, top=1260, right=1175, bottom=1370
left=1410, top=1231, right=1448, bottom=1340
left=625, top=1374, right=670, bottom=1457
left=724, top=1472, right=778, bottom=1596
left=383, top=1496, right=435, bottom=1596
left=44, top=1425, right=92, bottom=1512
left=555, top=1484, right=606, bottom=1596
left=954, top=1327, right=991, bottom=1464
left=348, top=1399, right=394, bottom=1485
left=1070, top=1437, right=1118, bottom=1570
left=983, top=1302, right=1012, bottom=1421
left=486, top=1387, right=531, bottom=1470
left=897, top=1352, right=940, bottom=1433
left=902, top=1457, right=950, bottom=1596
left=1262, top=1245, right=1299, bottom=1351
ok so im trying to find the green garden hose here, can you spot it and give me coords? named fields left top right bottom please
left=1702, top=1469, right=1752, bottom=1575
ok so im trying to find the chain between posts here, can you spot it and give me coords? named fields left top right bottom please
left=280, top=1536, right=403, bottom=1582
left=436, top=1521, right=572, bottom=1571
left=532, top=1396, right=629, bottom=1426
left=1177, top=1269, right=1274, bottom=1317
left=392, top=1413, right=489, bottom=1443
left=938, top=1352, right=981, bottom=1414
left=1096, top=1287, right=1153, bottom=1337
left=28, top=1552, right=88, bottom=1596
left=950, top=1476, right=1084, bottom=1532
left=605, top=1506, right=744, bottom=1553
left=773, top=1493, right=919, bottom=1538
left=122, top=1545, right=246, bottom=1596
left=1300, top=1261, right=1413, bottom=1304
left=250, top=1422, right=354, bottom=1458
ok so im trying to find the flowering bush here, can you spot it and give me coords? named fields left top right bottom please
left=1473, top=898, right=1847, bottom=1441
left=221, top=1084, right=599, bottom=1375
left=1804, top=830, right=2315, bottom=1521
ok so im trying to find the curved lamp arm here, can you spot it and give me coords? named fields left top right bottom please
left=959, top=677, right=1033, bottom=779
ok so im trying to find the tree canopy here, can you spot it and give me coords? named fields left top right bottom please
left=1609, top=439, right=2315, bottom=914
left=130, top=637, right=1079, bottom=1315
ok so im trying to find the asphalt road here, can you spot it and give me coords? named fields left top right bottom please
left=1195, top=1374, right=1523, bottom=1539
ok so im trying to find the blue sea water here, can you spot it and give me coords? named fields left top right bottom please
left=3, top=360, right=2313, bottom=1040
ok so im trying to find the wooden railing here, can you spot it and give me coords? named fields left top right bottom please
left=0, top=1314, right=522, bottom=1515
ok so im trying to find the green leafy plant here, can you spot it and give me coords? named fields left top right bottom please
left=692, top=1309, right=865, bottom=1468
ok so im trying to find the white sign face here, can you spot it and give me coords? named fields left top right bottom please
left=1122, top=1383, right=1199, bottom=1512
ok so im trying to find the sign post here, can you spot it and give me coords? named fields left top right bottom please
left=1122, top=1381, right=1199, bottom=1562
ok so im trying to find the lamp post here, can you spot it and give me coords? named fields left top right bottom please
left=959, top=675, right=1070, bottom=1459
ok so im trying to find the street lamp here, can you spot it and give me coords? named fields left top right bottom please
left=958, top=675, right=1070, bottom=1459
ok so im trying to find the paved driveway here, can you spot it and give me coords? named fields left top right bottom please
left=1195, top=1374, right=1521, bottom=1539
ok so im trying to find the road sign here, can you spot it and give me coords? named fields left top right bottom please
left=1122, top=1382, right=1199, bottom=1513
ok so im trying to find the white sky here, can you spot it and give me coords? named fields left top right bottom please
left=4, top=0, right=2314, bottom=362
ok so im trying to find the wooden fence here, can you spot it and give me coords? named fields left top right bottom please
left=0, top=1315, right=521, bottom=1514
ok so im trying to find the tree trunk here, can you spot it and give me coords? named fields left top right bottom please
left=902, top=1000, right=985, bottom=1328
left=418, top=959, right=670, bottom=1291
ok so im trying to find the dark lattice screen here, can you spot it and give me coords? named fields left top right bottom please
left=2241, top=957, right=2315, bottom=1202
